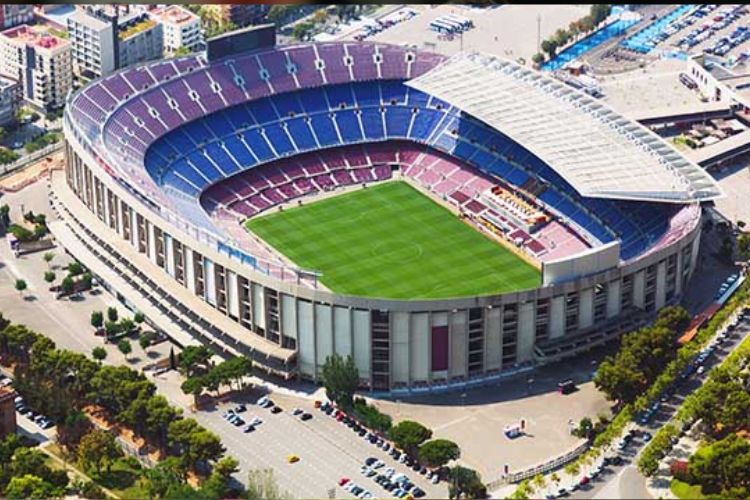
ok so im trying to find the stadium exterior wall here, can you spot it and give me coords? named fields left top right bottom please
left=55, top=122, right=703, bottom=392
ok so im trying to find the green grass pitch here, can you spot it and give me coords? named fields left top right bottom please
left=246, top=181, right=541, bottom=299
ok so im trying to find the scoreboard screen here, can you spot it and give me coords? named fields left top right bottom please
left=207, top=24, right=276, bottom=61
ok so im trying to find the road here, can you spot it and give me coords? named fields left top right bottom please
left=568, top=309, right=750, bottom=500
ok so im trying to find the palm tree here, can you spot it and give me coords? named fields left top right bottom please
left=532, top=473, right=546, bottom=492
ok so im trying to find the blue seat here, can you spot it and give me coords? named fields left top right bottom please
left=410, top=109, right=441, bottom=141
left=202, top=113, right=235, bottom=138
left=325, top=84, right=354, bottom=108
left=223, top=106, right=255, bottom=129
left=264, top=123, right=296, bottom=156
left=299, top=89, right=329, bottom=113
left=336, top=110, right=363, bottom=143
left=361, top=108, right=384, bottom=140
left=407, top=88, right=430, bottom=107
left=250, top=99, right=279, bottom=125
left=163, top=171, right=200, bottom=196
left=182, top=120, right=215, bottom=145
left=224, top=136, right=257, bottom=168
left=380, top=81, right=407, bottom=104
left=271, top=93, right=303, bottom=117
left=352, top=84, right=380, bottom=106
left=242, top=129, right=274, bottom=162
left=165, top=129, right=197, bottom=153
left=286, top=118, right=317, bottom=151
left=384, top=107, right=411, bottom=138
left=204, top=142, right=240, bottom=176
left=310, top=114, right=339, bottom=147
left=185, top=152, right=223, bottom=182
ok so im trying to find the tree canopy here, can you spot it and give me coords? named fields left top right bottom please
left=320, top=353, right=359, bottom=409
left=419, top=439, right=460, bottom=468
left=388, top=420, right=432, bottom=456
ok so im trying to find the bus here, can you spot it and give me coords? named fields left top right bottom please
left=429, top=19, right=456, bottom=34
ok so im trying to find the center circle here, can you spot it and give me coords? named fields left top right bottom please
left=371, top=240, right=423, bottom=264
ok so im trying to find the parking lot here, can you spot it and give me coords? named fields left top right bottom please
left=623, top=4, right=750, bottom=60
left=174, top=384, right=448, bottom=499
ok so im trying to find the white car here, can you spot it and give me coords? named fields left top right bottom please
left=256, top=396, right=269, bottom=406
left=431, top=474, right=439, bottom=484
left=697, top=366, right=705, bottom=375
left=249, top=416, right=263, bottom=426
left=372, top=460, right=385, bottom=469
left=344, top=482, right=357, bottom=492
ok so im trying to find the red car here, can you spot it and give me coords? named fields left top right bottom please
left=336, top=413, right=345, bottom=422
left=579, top=476, right=590, bottom=486
left=339, top=477, right=350, bottom=486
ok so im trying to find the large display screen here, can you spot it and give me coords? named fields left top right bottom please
left=207, top=24, right=276, bottom=61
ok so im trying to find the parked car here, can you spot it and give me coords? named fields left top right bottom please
left=301, top=413, right=313, bottom=421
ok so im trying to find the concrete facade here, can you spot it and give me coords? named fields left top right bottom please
left=58, top=112, right=703, bottom=392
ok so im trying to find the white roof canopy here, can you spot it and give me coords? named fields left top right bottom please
left=407, top=51, right=723, bottom=203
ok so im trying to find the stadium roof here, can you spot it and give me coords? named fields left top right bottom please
left=406, top=51, right=723, bottom=204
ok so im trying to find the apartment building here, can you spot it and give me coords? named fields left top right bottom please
left=0, top=75, right=21, bottom=126
left=152, top=5, right=203, bottom=55
left=0, top=5, right=33, bottom=30
left=0, top=24, right=71, bottom=110
left=68, top=6, right=164, bottom=79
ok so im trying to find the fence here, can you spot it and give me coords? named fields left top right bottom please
left=0, top=142, right=63, bottom=177
left=486, top=440, right=590, bottom=489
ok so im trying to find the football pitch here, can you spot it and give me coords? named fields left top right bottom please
left=246, top=181, right=541, bottom=299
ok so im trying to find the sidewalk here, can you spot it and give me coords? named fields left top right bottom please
left=645, top=434, right=701, bottom=500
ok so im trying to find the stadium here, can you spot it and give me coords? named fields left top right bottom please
left=53, top=38, right=723, bottom=393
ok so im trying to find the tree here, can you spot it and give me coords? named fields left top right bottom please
left=133, top=311, right=145, bottom=324
left=91, top=346, right=107, bottom=363
left=78, top=481, right=106, bottom=499
left=532, top=53, right=545, bottom=65
left=43, top=252, right=55, bottom=268
left=67, top=261, right=84, bottom=276
left=246, top=468, right=291, bottom=500
left=168, top=418, right=224, bottom=475
left=107, top=306, right=118, bottom=322
left=419, top=439, right=460, bottom=468
left=448, top=465, right=486, bottom=499
left=77, top=430, right=120, bottom=475
left=177, top=345, right=213, bottom=377
left=320, top=353, right=359, bottom=409
left=90, top=311, right=103, bottom=330
left=60, top=276, right=74, bottom=295
left=564, top=461, right=581, bottom=476
left=4, top=474, right=58, bottom=499
left=57, top=409, right=92, bottom=452
left=139, top=334, right=151, bottom=351
left=388, top=420, right=432, bottom=456
left=14, top=279, right=27, bottom=297
left=688, top=434, right=750, bottom=496
left=181, top=376, right=206, bottom=405
left=737, top=233, right=750, bottom=261
left=117, top=339, right=132, bottom=360
left=200, top=456, right=240, bottom=499
left=43, top=271, right=55, bottom=284
left=541, top=39, right=558, bottom=58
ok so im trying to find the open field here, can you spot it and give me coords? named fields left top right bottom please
left=246, top=181, right=541, bottom=299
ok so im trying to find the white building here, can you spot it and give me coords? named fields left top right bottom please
left=68, top=6, right=164, bottom=79
left=68, top=8, right=117, bottom=79
left=152, top=5, right=202, bottom=55
left=0, top=24, right=71, bottom=110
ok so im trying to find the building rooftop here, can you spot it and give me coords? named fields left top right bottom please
left=0, top=386, right=16, bottom=403
left=152, top=5, right=199, bottom=26
left=1, top=24, right=69, bottom=50
left=118, top=16, right=158, bottom=41
left=407, top=51, right=723, bottom=204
